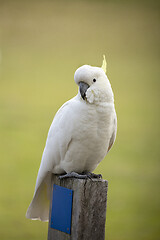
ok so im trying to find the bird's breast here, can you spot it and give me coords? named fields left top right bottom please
left=61, top=103, right=114, bottom=173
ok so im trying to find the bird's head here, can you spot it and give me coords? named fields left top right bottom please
left=74, top=56, right=114, bottom=104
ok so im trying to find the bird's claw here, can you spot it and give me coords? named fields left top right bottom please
left=84, top=172, right=102, bottom=179
left=58, top=171, right=102, bottom=180
left=59, top=172, right=88, bottom=179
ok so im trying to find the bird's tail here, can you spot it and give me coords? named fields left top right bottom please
left=26, top=173, right=51, bottom=221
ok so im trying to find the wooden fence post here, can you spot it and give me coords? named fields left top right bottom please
left=48, top=174, right=108, bottom=240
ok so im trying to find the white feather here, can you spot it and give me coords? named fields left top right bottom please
left=26, top=64, right=117, bottom=221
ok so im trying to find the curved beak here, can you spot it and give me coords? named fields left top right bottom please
left=79, top=82, right=90, bottom=100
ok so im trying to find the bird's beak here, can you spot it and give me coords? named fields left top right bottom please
left=79, top=82, right=90, bottom=100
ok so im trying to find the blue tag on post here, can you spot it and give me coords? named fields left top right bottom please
left=50, top=184, right=73, bottom=234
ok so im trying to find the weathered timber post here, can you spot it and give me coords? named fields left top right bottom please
left=48, top=174, right=108, bottom=240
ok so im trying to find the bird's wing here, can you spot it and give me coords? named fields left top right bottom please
left=34, top=96, right=80, bottom=194
left=108, top=110, right=117, bottom=152
left=26, top=96, right=81, bottom=220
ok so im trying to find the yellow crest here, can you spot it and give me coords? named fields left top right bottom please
left=101, top=55, right=107, bottom=73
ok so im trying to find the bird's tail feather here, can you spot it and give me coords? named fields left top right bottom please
left=26, top=173, right=51, bottom=221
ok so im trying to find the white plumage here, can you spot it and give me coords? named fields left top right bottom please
left=26, top=59, right=117, bottom=221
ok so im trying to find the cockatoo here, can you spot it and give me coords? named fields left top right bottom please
left=26, top=56, right=117, bottom=221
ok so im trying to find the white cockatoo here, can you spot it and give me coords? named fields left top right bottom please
left=26, top=56, right=117, bottom=221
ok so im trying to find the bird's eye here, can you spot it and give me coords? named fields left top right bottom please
left=93, top=78, right=96, bottom=82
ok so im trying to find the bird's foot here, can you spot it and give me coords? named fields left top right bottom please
left=59, top=172, right=88, bottom=179
left=83, top=172, right=102, bottom=179
left=58, top=171, right=102, bottom=180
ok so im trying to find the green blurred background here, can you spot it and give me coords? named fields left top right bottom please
left=0, top=0, right=160, bottom=239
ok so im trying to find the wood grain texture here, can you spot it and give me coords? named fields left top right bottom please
left=48, top=174, right=108, bottom=240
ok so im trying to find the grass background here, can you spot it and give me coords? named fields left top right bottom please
left=0, top=0, right=160, bottom=239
